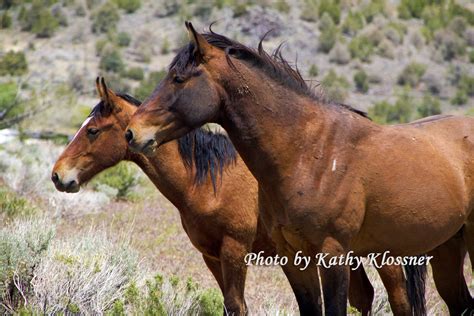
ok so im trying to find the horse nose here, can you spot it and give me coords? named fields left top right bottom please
left=51, top=172, right=59, bottom=184
left=66, top=180, right=78, bottom=190
left=125, top=129, right=134, bottom=144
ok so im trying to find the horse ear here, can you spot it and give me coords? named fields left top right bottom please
left=185, top=21, right=212, bottom=63
left=100, top=77, right=118, bottom=113
left=96, top=77, right=104, bottom=100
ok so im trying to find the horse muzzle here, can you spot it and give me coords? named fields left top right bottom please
left=125, top=128, right=158, bottom=156
left=51, top=172, right=80, bottom=193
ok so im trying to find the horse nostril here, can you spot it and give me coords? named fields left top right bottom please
left=68, top=180, right=77, bottom=188
left=125, top=129, right=134, bottom=143
left=51, top=172, right=59, bottom=183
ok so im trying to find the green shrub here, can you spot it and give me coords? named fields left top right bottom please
left=192, top=1, right=213, bottom=18
left=95, top=38, right=108, bottom=56
left=91, top=162, right=139, bottom=199
left=99, top=49, right=124, bottom=73
left=300, top=0, right=318, bottom=22
left=362, top=0, right=386, bottom=23
left=117, top=31, right=131, bottom=47
left=0, top=82, right=16, bottom=110
left=391, top=90, right=416, bottom=123
left=398, top=0, right=428, bottom=19
left=161, top=37, right=170, bottom=54
left=274, top=0, right=289, bottom=13
left=349, top=35, right=374, bottom=62
left=470, top=50, right=474, bottom=63
left=144, top=275, right=167, bottom=315
left=449, top=2, right=474, bottom=26
left=0, top=51, right=28, bottom=76
left=368, top=101, right=392, bottom=124
left=33, top=231, right=139, bottom=315
left=321, top=69, right=350, bottom=103
left=417, top=94, right=441, bottom=118
left=0, top=10, right=12, bottom=28
left=0, top=82, right=26, bottom=124
left=369, top=89, right=415, bottom=124
left=75, top=3, right=86, bottom=16
left=377, top=39, right=395, bottom=59
left=397, top=62, right=427, bottom=87
left=308, top=64, right=318, bottom=77
left=124, top=67, right=144, bottom=81
left=449, top=16, right=468, bottom=37
left=32, top=8, right=59, bottom=37
left=434, top=29, right=466, bottom=61
left=342, top=11, right=364, bottom=36
left=384, top=22, right=407, bottom=45
left=421, top=4, right=448, bottom=37
left=318, top=13, right=337, bottom=53
left=0, top=186, right=37, bottom=218
left=232, top=3, right=248, bottom=18
left=198, top=288, right=223, bottom=316
left=318, top=0, right=340, bottom=24
left=52, top=6, right=68, bottom=27
left=113, top=0, right=140, bottom=13
left=91, top=2, right=120, bottom=34
left=466, top=107, right=474, bottom=117
left=459, top=74, right=474, bottom=97
left=87, top=0, right=101, bottom=9
left=329, top=42, right=350, bottom=65
left=134, top=70, right=167, bottom=100
left=0, top=219, right=54, bottom=313
left=354, top=70, right=369, bottom=93
left=451, top=89, right=468, bottom=106
left=19, top=1, right=59, bottom=38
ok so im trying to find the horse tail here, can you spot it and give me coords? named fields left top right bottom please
left=405, top=261, right=427, bottom=316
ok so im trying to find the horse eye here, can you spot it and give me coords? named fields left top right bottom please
left=174, top=76, right=185, bottom=84
left=87, top=128, right=99, bottom=136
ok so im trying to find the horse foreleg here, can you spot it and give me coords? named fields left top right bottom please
left=430, top=233, right=474, bottom=315
left=349, top=264, right=374, bottom=316
left=318, top=238, right=350, bottom=316
left=219, top=235, right=250, bottom=316
left=273, top=228, right=323, bottom=316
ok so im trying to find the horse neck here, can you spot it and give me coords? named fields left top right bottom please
left=128, top=141, right=192, bottom=210
left=220, top=70, right=374, bottom=189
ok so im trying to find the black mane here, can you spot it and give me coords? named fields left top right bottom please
left=170, top=29, right=367, bottom=118
left=89, top=93, right=141, bottom=117
left=178, top=128, right=237, bottom=192
left=118, top=93, right=141, bottom=107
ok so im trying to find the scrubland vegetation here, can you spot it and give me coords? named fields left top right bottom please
left=0, top=0, right=473, bottom=314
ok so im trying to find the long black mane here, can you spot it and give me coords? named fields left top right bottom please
left=178, top=128, right=237, bottom=192
left=170, top=28, right=367, bottom=118
left=90, top=93, right=236, bottom=191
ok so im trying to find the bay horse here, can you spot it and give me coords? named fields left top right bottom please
left=52, top=79, right=425, bottom=315
left=125, top=22, right=474, bottom=315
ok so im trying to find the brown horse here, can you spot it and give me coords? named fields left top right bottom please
left=126, top=23, right=474, bottom=315
left=52, top=79, right=424, bottom=315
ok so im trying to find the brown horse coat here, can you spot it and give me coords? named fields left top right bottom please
left=125, top=24, right=473, bottom=315
left=53, top=80, right=390, bottom=315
